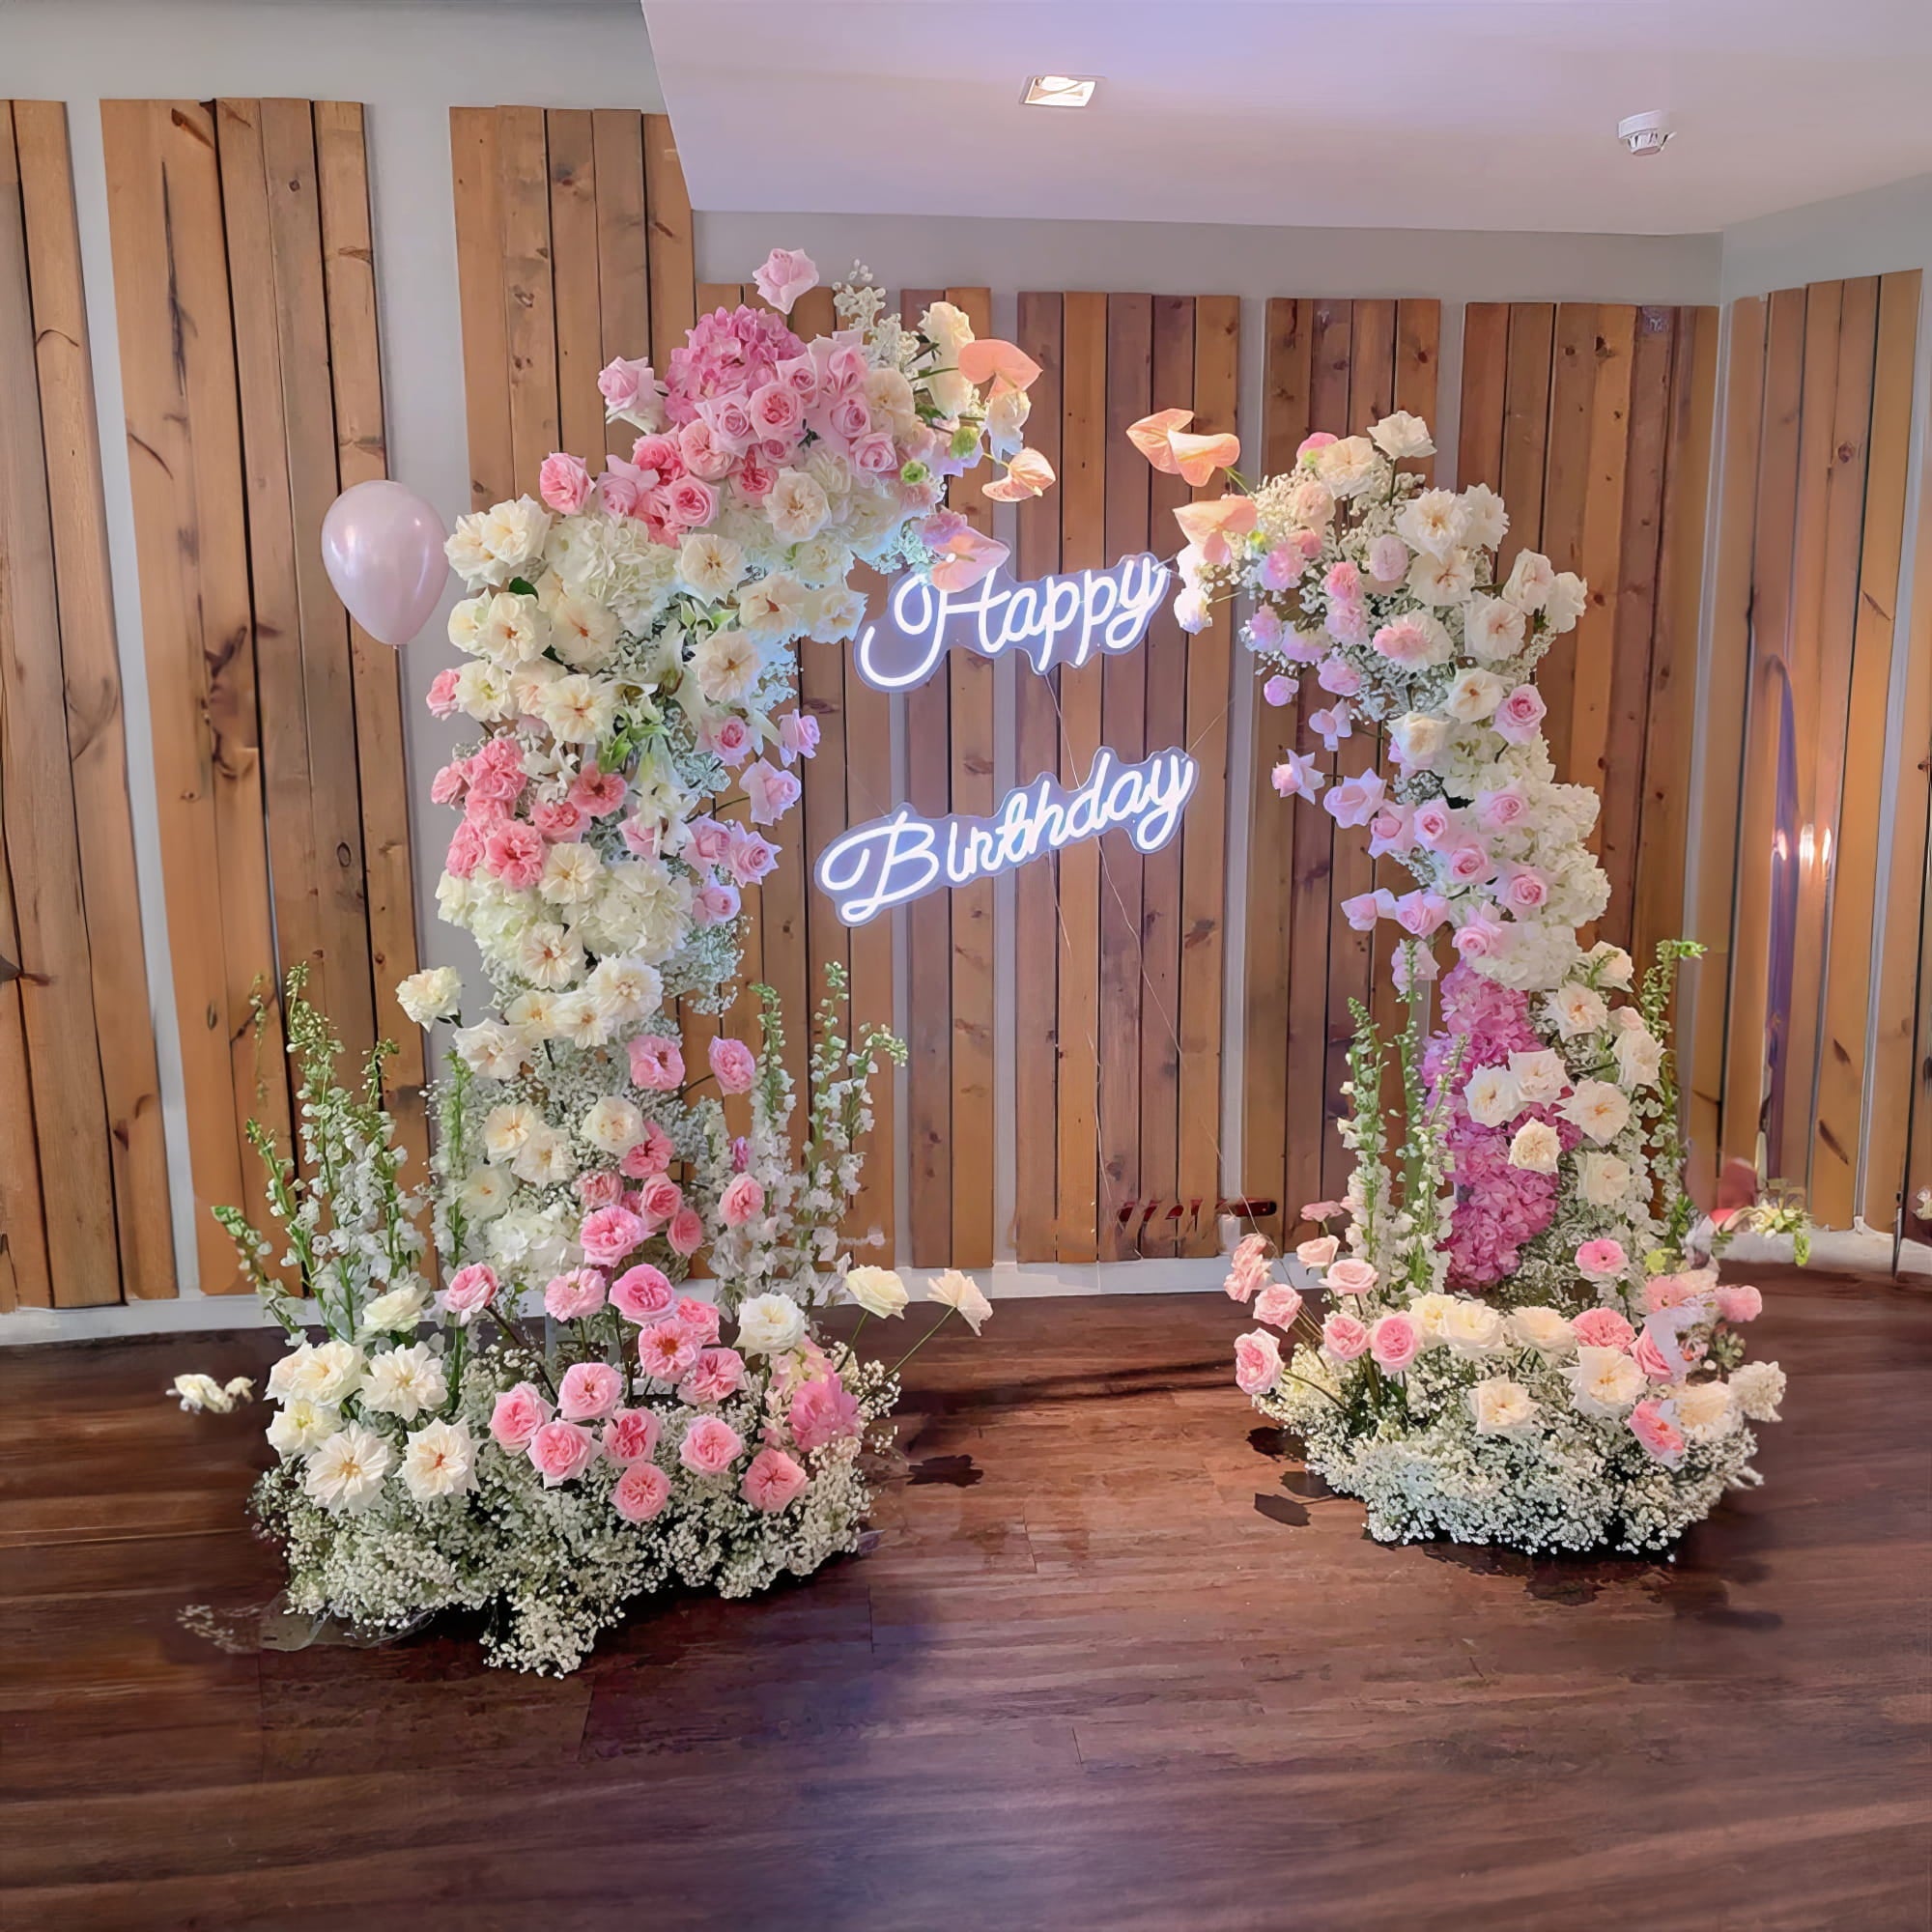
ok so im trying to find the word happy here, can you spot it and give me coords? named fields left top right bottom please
left=817, top=748, right=1200, bottom=925
left=852, top=552, right=1172, bottom=692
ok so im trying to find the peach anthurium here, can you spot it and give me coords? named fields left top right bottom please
left=956, top=338, right=1042, bottom=389
left=1173, top=494, right=1258, bottom=565
left=928, top=526, right=1010, bottom=590
left=981, top=448, right=1057, bottom=502
left=1128, top=407, right=1241, bottom=487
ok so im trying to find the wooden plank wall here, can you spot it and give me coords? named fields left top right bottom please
left=101, top=99, right=424, bottom=1293
left=1691, top=273, right=1927, bottom=1231
left=0, top=102, right=173, bottom=1309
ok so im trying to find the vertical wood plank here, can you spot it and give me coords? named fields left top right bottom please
left=1054, top=290, right=1107, bottom=1264
left=1012, top=290, right=1062, bottom=1263
left=497, top=105, right=558, bottom=495
left=449, top=107, right=512, bottom=509
left=1538, top=302, right=1600, bottom=782
left=546, top=109, right=605, bottom=465
left=1497, top=303, right=1554, bottom=578
left=591, top=110, right=649, bottom=462
left=13, top=99, right=175, bottom=1299
left=642, top=113, right=694, bottom=374
left=1176, top=293, right=1238, bottom=1256
left=1459, top=302, right=1508, bottom=491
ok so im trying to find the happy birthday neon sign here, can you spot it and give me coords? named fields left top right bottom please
left=853, top=552, right=1171, bottom=691
left=820, top=554, right=1198, bottom=927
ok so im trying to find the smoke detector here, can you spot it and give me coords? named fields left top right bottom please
left=1617, top=111, right=1674, bottom=157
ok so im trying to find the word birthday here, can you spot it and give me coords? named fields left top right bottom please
left=817, top=748, right=1200, bottom=925
left=852, top=552, right=1172, bottom=691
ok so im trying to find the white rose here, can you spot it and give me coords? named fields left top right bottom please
left=266, top=1397, right=338, bottom=1458
left=396, top=966, right=463, bottom=1028
left=1502, top=549, right=1555, bottom=611
left=1577, top=1151, right=1634, bottom=1207
left=1368, top=410, right=1435, bottom=460
left=1440, top=1298, right=1507, bottom=1356
left=514, top=922, right=584, bottom=991
left=1552, top=983, right=1607, bottom=1037
left=584, top=955, right=663, bottom=1029
left=1463, top=1065, right=1521, bottom=1128
left=1564, top=1345, right=1646, bottom=1417
left=1315, top=435, right=1379, bottom=497
left=1508, top=1049, right=1570, bottom=1106
left=549, top=590, right=619, bottom=668
left=1728, top=1360, right=1786, bottom=1422
left=1613, top=1027, right=1663, bottom=1089
left=1407, top=1293, right=1458, bottom=1345
left=1559, top=1079, right=1632, bottom=1145
left=483, top=1101, right=539, bottom=1164
left=1544, top=571, right=1588, bottom=633
left=452, top=660, right=514, bottom=723
left=1463, top=594, right=1527, bottom=662
left=928, top=1268, right=994, bottom=1334
left=539, top=841, right=603, bottom=907
left=736, top=1292, right=808, bottom=1355
left=1444, top=669, right=1508, bottom=723
left=357, top=1279, right=430, bottom=1338
left=581, top=1095, right=644, bottom=1155
left=459, top=1165, right=512, bottom=1220
left=1470, top=1377, right=1538, bottom=1435
left=1395, top=487, right=1465, bottom=559
left=1459, top=482, right=1509, bottom=551
left=1670, top=1380, right=1737, bottom=1440
left=1508, top=1120, right=1561, bottom=1173
left=476, top=589, right=545, bottom=666
left=766, top=468, right=831, bottom=543
left=844, top=1264, right=909, bottom=1319
left=1408, top=549, right=1476, bottom=606
left=1510, top=1306, right=1576, bottom=1356
left=400, top=1418, right=478, bottom=1500
left=1588, top=942, right=1634, bottom=989
left=272, top=1339, right=363, bottom=1406
left=511, top=1124, right=576, bottom=1186
left=1390, top=712, right=1448, bottom=769
left=445, top=513, right=497, bottom=586
left=477, top=494, right=552, bottom=572
left=735, top=573, right=809, bottom=637
left=453, top=1019, right=527, bottom=1081
left=303, top=1423, right=392, bottom=1514
left=677, top=531, right=746, bottom=603
left=359, top=1342, right=448, bottom=1422
left=921, top=298, right=975, bottom=360
left=804, top=586, right=867, bottom=644
left=537, top=672, right=617, bottom=745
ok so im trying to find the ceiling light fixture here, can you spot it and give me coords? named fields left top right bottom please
left=1022, top=74, right=1099, bottom=109
left=1616, top=110, right=1674, bottom=156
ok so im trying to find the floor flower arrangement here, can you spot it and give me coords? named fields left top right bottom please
left=1130, top=407, right=1804, bottom=1553
left=171, top=254, right=1020, bottom=1671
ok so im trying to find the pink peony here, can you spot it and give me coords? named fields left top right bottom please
left=557, top=1361, right=624, bottom=1424
left=1234, top=1328, right=1283, bottom=1395
left=1717, top=1284, right=1763, bottom=1323
left=708, top=1037, right=757, bottom=1094
left=680, top=1346, right=746, bottom=1406
left=1254, top=1284, right=1304, bottom=1332
left=539, top=450, right=591, bottom=513
left=1576, top=1239, right=1628, bottom=1281
left=1628, top=1398, right=1686, bottom=1466
left=1573, top=1306, right=1635, bottom=1351
left=580, top=1205, right=647, bottom=1268
left=789, top=1375, right=861, bottom=1451
left=741, top=1446, right=809, bottom=1512
left=719, top=1174, right=765, bottom=1227
left=602, top=1407, right=661, bottom=1465
left=440, top=1263, right=497, bottom=1324
left=1370, top=1314, right=1419, bottom=1371
left=611, top=1264, right=675, bottom=1324
left=1321, top=1312, right=1371, bottom=1361
left=611, top=1460, right=672, bottom=1522
left=544, top=1266, right=607, bottom=1321
left=678, top=1414, right=744, bottom=1475
left=528, top=1418, right=598, bottom=1487
left=489, top=1381, right=553, bottom=1452
left=629, top=1034, right=686, bottom=1091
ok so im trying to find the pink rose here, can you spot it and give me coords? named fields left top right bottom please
left=611, top=1264, right=674, bottom=1323
left=776, top=712, right=820, bottom=764
left=753, top=245, right=817, bottom=315
left=1321, top=1312, right=1370, bottom=1361
left=544, top=1266, right=607, bottom=1321
left=852, top=431, right=898, bottom=475
left=598, top=355, right=657, bottom=412
left=1234, top=1328, right=1283, bottom=1395
left=1502, top=867, right=1549, bottom=914
left=611, top=1460, right=672, bottom=1522
left=1631, top=1330, right=1678, bottom=1382
left=629, top=1035, right=685, bottom=1091
left=427, top=668, right=462, bottom=717
left=668, top=1208, right=706, bottom=1257
left=1224, top=1257, right=1267, bottom=1302
left=630, top=431, right=680, bottom=480
left=789, top=1375, right=861, bottom=1451
left=724, top=829, right=778, bottom=884
left=1295, top=1236, right=1339, bottom=1268
left=602, top=1406, right=661, bottom=1465
left=1394, top=890, right=1450, bottom=938
left=1717, top=1284, right=1762, bottom=1323
left=1453, top=916, right=1511, bottom=963
left=684, top=816, right=733, bottom=866
left=489, top=1381, right=553, bottom=1452
left=1492, top=684, right=1548, bottom=745
left=1412, top=800, right=1457, bottom=848
left=1576, top=1238, right=1627, bottom=1281
left=1325, top=1257, right=1378, bottom=1295
left=695, top=883, right=742, bottom=925
left=620, top=1123, right=674, bottom=1178
left=741, top=1446, right=809, bottom=1512
left=674, top=1295, right=722, bottom=1345
left=708, top=1037, right=757, bottom=1094
left=1573, top=1307, right=1634, bottom=1351
left=439, top=1263, right=497, bottom=1324
left=639, top=1321, right=701, bottom=1384
left=1254, top=1284, right=1304, bottom=1332
left=1370, top=1314, right=1419, bottom=1371
left=558, top=1360, right=623, bottom=1423
left=1325, top=771, right=1385, bottom=829
left=1445, top=841, right=1493, bottom=885
left=750, top=379, right=805, bottom=441
left=1369, top=805, right=1415, bottom=858
left=665, top=475, right=718, bottom=527
left=539, top=450, right=591, bottom=513
left=1475, top=783, right=1528, bottom=833
left=742, top=759, right=803, bottom=828
left=639, top=1177, right=684, bottom=1225
left=528, top=1418, right=598, bottom=1487
left=708, top=716, right=753, bottom=766
left=719, top=1174, right=765, bottom=1227
left=678, top=1414, right=744, bottom=1475
left=576, top=1170, right=623, bottom=1211
left=580, top=1205, right=647, bottom=1268
left=679, top=1346, right=746, bottom=1406
left=1628, top=1398, right=1686, bottom=1466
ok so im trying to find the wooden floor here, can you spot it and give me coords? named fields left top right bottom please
left=2, top=1264, right=1928, bottom=1931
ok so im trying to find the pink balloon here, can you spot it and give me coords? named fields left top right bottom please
left=320, top=479, right=449, bottom=648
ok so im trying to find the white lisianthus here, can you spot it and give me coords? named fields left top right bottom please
left=1463, top=594, right=1528, bottom=662
left=303, top=1424, right=393, bottom=1514
left=1728, top=1360, right=1786, bottom=1422
left=1552, top=982, right=1608, bottom=1037
left=549, top=590, right=619, bottom=668
left=459, top=1165, right=513, bottom=1220
left=1470, top=1377, right=1539, bottom=1436
left=677, top=531, right=746, bottom=603
left=928, top=1268, right=994, bottom=1334
left=476, top=589, right=545, bottom=666
left=511, top=1124, right=576, bottom=1187
left=269, top=1339, right=364, bottom=1406
left=1508, top=1049, right=1570, bottom=1106
left=735, top=572, right=809, bottom=637
left=401, top=1418, right=478, bottom=1501
left=358, top=1278, right=430, bottom=1338
left=1510, top=1306, right=1577, bottom=1356
left=477, top=495, right=552, bottom=573
left=1559, top=1079, right=1632, bottom=1145
left=581, top=1094, right=644, bottom=1155
left=1463, top=1065, right=1521, bottom=1128
left=266, top=1397, right=338, bottom=1459
left=452, top=660, right=515, bottom=723
left=1444, top=669, right=1508, bottom=723
left=537, top=673, right=617, bottom=745
left=1440, top=1299, right=1507, bottom=1356
left=1577, top=1151, right=1634, bottom=1207
left=1394, top=487, right=1464, bottom=559
left=736, top=1293, right=809, bottom=1355
left=549, top=991, right=606, bottom=1050
left=1564, top=1345, right=1646, bottom=1418
left=844, top=1264, right=909, bottom=1319
left=1508, top=1120, right=1561, bottom=1173
left=359, top=1342, right=448, bottom=1422
left=1368, top=410, right=1435, bottom=460
left=515, top=922, right=584, bottom=991
left=539, top=841, right=603, bottom=907
left=396, top=966, right=463, bottom=1027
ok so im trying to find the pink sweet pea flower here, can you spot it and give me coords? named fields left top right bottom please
left=427, top=668, right=462, bottom=717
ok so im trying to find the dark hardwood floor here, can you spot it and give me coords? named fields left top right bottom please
left=2, top=1264, right=1928, bottom=1931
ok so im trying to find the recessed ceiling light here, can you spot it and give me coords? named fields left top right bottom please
left=1022, top=74, right=1099, bottom=109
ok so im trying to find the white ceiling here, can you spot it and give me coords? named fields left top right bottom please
left=641, top=0, right=1932, bottom=236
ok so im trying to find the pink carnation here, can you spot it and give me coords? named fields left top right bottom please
left=1573, top=1306, right=1635, bottom=1351
left=678, top=1414, right=744, bottom=1475
left=741, top=1446, right=809, bottom=1512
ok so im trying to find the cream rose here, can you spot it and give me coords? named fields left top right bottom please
left=1508, top=1120, right=1561, bottom=1173
left=736, top=1292, right=808, bottom=1355
left=396, top=966, right=463, bottom=1027
left=1470, top=1377, right=1538, bottom=1435
left=844, top=1264, right=909, bottom=1319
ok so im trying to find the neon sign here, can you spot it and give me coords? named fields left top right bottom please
left=853, top=552, right=1171, bottom=692
left=817, top=747, right=1199, bottom=926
